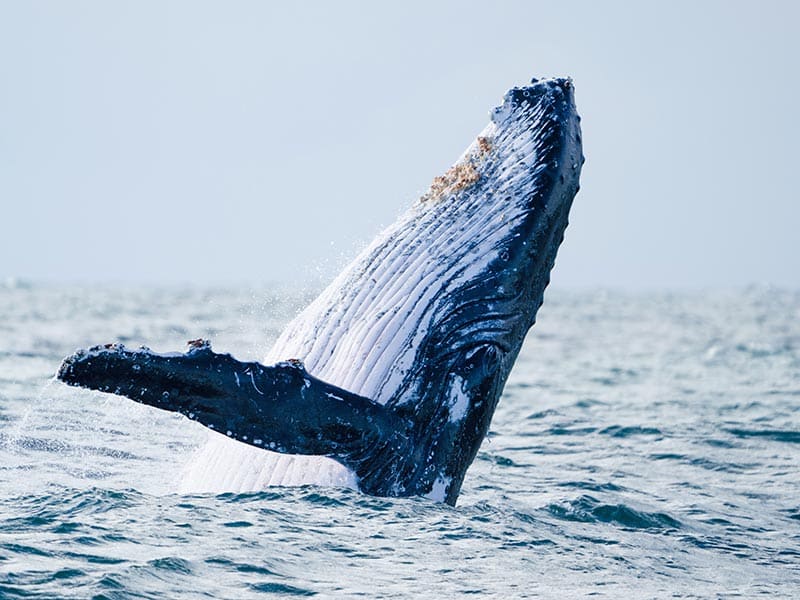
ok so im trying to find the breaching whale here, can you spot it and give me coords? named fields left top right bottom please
left=58, top=77, right=583, bottom=506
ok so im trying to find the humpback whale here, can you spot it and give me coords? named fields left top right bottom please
left=58, top=77, right=583, bottom=505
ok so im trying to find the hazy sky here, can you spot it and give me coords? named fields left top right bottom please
left=2, top=1, right=798, bottom=288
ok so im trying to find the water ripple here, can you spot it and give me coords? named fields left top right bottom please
left=546, top=495, right=682, bottom=530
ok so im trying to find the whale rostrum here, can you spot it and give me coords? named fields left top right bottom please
left=57, top=77, right=584, bottom=505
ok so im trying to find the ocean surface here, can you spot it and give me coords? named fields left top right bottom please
left=0, top=283, right=798, bottom=598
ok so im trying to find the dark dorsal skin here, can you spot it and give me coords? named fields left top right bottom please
left=57, top=78, right=583, bottom=505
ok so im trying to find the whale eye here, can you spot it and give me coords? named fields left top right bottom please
left=459, top=344, right=503, bottom=389
left=478, top=345, right=501, bottom=377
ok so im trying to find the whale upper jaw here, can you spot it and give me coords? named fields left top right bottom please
left=56, top=77, right=583, bottom=506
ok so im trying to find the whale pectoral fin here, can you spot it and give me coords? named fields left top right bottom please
left=56, top=344, right=411, bottom=472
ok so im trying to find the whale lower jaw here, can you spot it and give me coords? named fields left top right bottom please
left=178, top=435, right=358, bottom=494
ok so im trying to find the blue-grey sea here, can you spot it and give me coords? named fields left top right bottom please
left=0, top=283, right=798, bottom=598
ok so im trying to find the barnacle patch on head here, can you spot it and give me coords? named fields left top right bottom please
left=421, top=135, right=493, bottom=203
